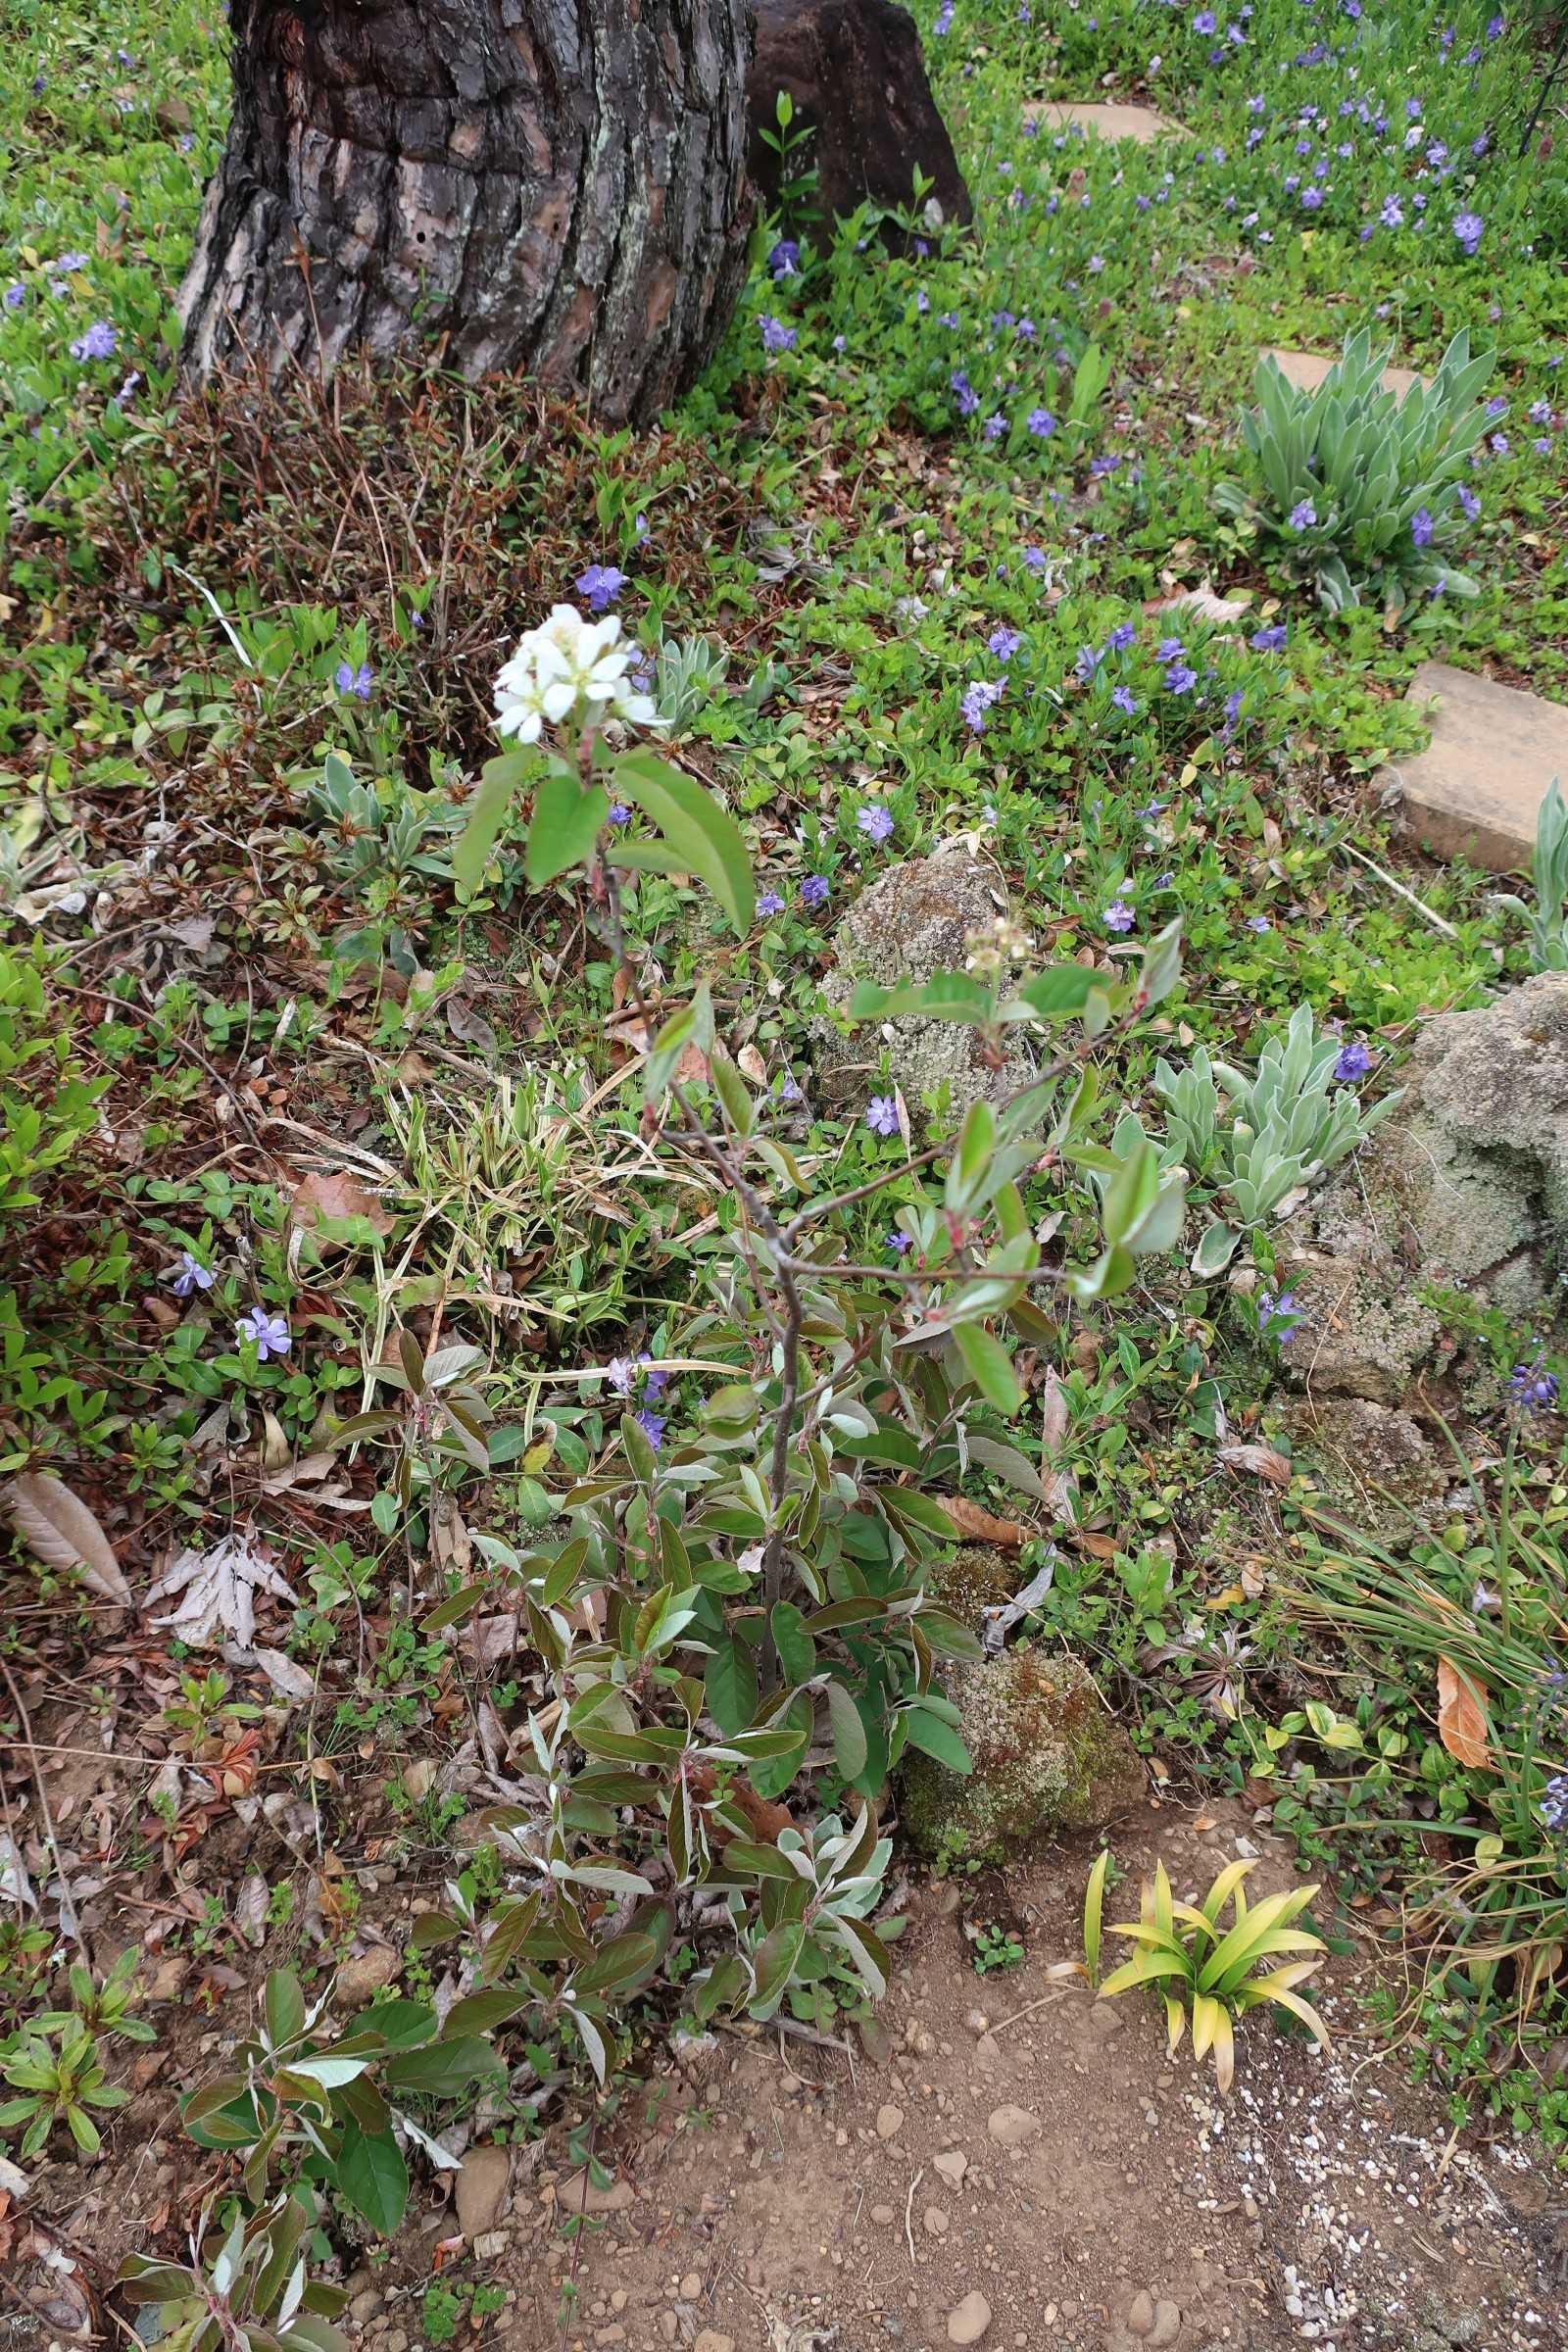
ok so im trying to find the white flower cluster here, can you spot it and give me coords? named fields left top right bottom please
left=494, top=606, right=659, bottom=744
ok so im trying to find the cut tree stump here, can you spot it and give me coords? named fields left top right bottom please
left=1387, top=662, right=1568, bottom=873
left=748, top=0, right=970, bottom=231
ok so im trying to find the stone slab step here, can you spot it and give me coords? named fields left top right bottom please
left=1023, top=100, right=1187, bottom=143
left=1263, top=347, right=1427, bottom=401
left=1387, top=661, right=1568, bottom=873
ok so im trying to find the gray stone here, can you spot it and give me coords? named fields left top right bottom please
left=1276, top=1252, right=1445, bottom=1404
left=815, top=845, right=1036, bottom=1134
left=902, top=1647, right=1145, bottom=1865
left=1282, top=1397, right=1447, bottom=1532
left=1388, top=662, right=1568, bottom=873
left=1264, top=346, right=1426, bottom=401
left=1024, top=100, right=1186, bottom=142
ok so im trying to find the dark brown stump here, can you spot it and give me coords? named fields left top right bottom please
left=177, top=0, right=755, bottom=425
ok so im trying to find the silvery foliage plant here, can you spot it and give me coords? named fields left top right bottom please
left=1495, top=778, right=1568, bottom=972
left=1215, top=327, right=1494, bottom=614
left=1145, top=1004, right=1400, bottom=1273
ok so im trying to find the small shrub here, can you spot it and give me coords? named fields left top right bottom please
left=1497, top=777, right=1568, bottom=972
left=1215, top=328, right=1494, bottom=614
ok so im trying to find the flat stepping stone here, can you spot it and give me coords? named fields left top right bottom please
left=1025, top=101, right=1187, bottom=143
left=1264, top=346, right=1427, bottom=401
left=1388, top=662, right=1568, bottom=873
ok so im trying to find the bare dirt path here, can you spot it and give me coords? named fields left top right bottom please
left=485, top=1801, right=1566, bottom=2352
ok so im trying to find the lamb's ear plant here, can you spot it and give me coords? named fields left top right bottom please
left=1495, top=777, right=1568, bottom=971
left=1096, top=1860, right=1330, bottom=2092
left=1151, top=1003, right=1399, bottom=1273
left=1215, top=327, right=1494, bottom=614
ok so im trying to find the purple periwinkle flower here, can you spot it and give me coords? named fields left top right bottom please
left=1102, top=900, right=1136, bottom=934
left=1540, top=1773, right=1568, bottom=1833
left=1334, top=1040, right=1373, bottom=1083
left=237, top=1307, right=291, bottom=1362
left=1248, top=915, right=1271, bottom=934
left=1410, top=508, right=1435, bottom=549
left=1250, top=623, right=1288, bottom=652
left=575, top=564, right=627, bottom=613
left=1457, top=484, right=1481, bottom=521
left=608, top=802, right=631, bottom=827
left=951, top=369, right=980, bottom=417
left=858, top=804, right=896, bottom=844
left=1026, top=407, right=1056, bottom=438
left=961, top=678, right=1004, bottom=733
left=801, top=874, right=830, bottom=907
left=70, top=318, right=118, bottom=362
left=635, top=1407, right=667, bottom=1451
left=887, top=1230, right=912, bottom=1258
left=759, top=314, right=797, bottom=354
left=1155, top=637, right=1186, bottom=664
left=757, top=890, right=785, bottom=918
left=335, top=660, right=373, bottom=700
left=1510, top=1356, right=1560, bottom=1413
left=988, top=625, right=1021, bottom=662
left=1256, top=1289, right=1301, bottom=1343
left=169, top=1250, right=214, bottom=1299
left=866, top=1095, right=901, bottom=1138
left=1164, top=664, right=1199, bottom=696
left=3, top=283, right=24, bottom=311
left=767, top=238, right=801, bottom=279
left=1452, top=210, right=1484, bottom=256
left=1111, top=685, right=1139, bottom=716
left=1288, top=499, right=1317, bottom=531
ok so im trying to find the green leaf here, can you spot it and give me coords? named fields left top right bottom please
left=954, top=1323, right=1023, bottom=1416
left=901, top=1707, right=973, bottom=1774
left=749, top=1922, right=806, bottom=2019
left=770, top=1601, right=816, bottom=1685
left=847, top=972, right=996, bottom=1025
left=454, top=749, right=536, bottom=894
left=705, top=1635, right=759, bottom=1736
left=335, top=2126, right=409, bottom=2236
left=825, top=1679, right=868, bottom=1781
left=382, top=2035, right=500, bottom=2099
left=612, top=750, right=755, bottom=933
left=525, top=771, right=610, bottom=887
left=1013, top=965, right=1101, bottom=1019
left=264, top=1969, right=306, bottom=2050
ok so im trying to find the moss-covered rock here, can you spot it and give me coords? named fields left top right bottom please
left=922, top=1544, right=1018, bottom=1634
left=901, top=1647, right=1146, bottom=1867
left=1280, top=1396, right=1449, bottom=1536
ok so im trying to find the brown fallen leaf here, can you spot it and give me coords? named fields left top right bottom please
left=1217, top=1440, right=1292, bottom=1487
left=939, top=1495, right=1030, bottom=1548
left=1437, top=1656, right=1494, bottom=1771
left=3, top=1474, right=131, bottom=1607
left=288, top=1166, right=392, bottom=1240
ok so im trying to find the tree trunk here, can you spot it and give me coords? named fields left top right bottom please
left=176, top=0, right=755, bottom=425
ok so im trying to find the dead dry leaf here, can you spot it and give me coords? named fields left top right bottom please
left=3, top=1474, right=131, bottom=1607
left=1437, top=1656, right=1494, bottom=1772
left=288, top=1167, right=392, bottom=1240
left=939, top=1495, right=1030, bottom=1548
left=1217, top=1440, right=1292, bottom=1487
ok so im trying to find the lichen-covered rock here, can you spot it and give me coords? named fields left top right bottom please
left=1281, top=1396, right=1448, bottom=1534
left=1276, top=1252, right=1445, bottom=1404
left=923, top=1544, right=1018, bottom=1635
left=815, top=846, right=1035, bottom=1133
left=902, top=1648, right=1145, bottom=1867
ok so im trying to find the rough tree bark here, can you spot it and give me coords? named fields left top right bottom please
left=176, top=0, right=755, bottom=424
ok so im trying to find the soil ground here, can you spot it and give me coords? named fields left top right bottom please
left=390, top=1800, right=1568, bottom=2352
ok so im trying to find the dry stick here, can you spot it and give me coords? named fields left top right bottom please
left=904, top=2162, right=924, bottom=2267
left=0, top=1652, right=92, bottom=1967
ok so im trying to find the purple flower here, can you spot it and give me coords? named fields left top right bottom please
left=961, top=678, right=1004, bottom=733
left=887, top=1230, right=912, bottom=1258
left=169, top=1250, right=214, bottom=1299
left=608, top=802, right=631, bottom=826
left=1410, top=508, right=1434, bottom=549
left=934, top=0, right=954, bottom=28
left=3, top=283, right=24, bottom=311
left=951, top=369, right=980, bottom=417
left=70, top=318, right=118, bottom=362
left=1022, top=546, right=1049, bottom=573
left=1248, top=915, right=1271, bottom=934
left=1102, top=900, right=1136, bottom=934
left=1288, top=500, right=1317, bottom=531
left=1026, top=407, right=1056, bottom=438
left=1164, top=664, right=1198, bottom=696
left=606, top=1354, right=636, bottom=1396
left=1540, top=1774, right=1568, bottom=1833
left=988, top=625, right=1021, bottom=662
left=335, top=660, right=373, bottom=700
left=1452, top=210, right=1484, bottom=256
left=635, top=1407, right=667, bottom=1451
left=858, top=804, right=896, bottom=844
left=1105, top=622, right=1138, bottom=653
left=1111, top=685, right=1139, bottom=715
left=1073, top=645, right=1102, bottom=684
left=759, top=314, right=797, bottom=354
left=1457, top=485, right=1481, bottom=521
left=1194, top=7, right=1216, bottom=29
left=1334, top=1040, right=1373, bottom=1083
left=1155, top=637, right=1186, bottom=664
left=866, top=1095, right=901, bottom=1138
left=801, top=874, right=830, bottom=907
left=55, top=251, right=89, bottom=272
left=575, top=564, right=627, bottom=613
left=1256, top=1290, right=1301, bottom=1343
left=237, top=1307, right=290, bottom=1362
left=757, top=890, right=785, bottom=917
left=1510, top=1356, right=1559, bottom=1413
left=1250, top=623, right=1288, bottom=652
left=767, top=238, right=801, bottom=279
